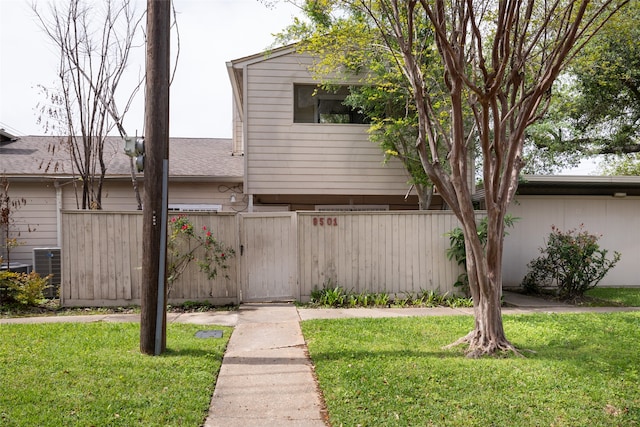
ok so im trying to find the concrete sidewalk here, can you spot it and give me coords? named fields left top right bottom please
left=203, top=304, right=327, bottom=427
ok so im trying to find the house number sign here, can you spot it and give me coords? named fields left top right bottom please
left=312, top=217, right=338, bottom=226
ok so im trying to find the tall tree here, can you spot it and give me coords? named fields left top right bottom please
left=34, top=0, right=144, bottom=209
left=524, top=1, right=640, bottom=172
left=286, top=0, right=628, bottom=356
left=569, top=0, right=640, bottom=155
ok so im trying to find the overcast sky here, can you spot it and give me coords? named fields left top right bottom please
left=0, top=0, right=301, bottom=138
left=0, top=0, right=598, bottom=173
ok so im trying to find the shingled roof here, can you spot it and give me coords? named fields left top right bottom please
left=0, top=135, right=242, bottom=181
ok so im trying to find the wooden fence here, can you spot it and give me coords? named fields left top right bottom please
left=61, top=211, right=238, bottom=307
left=61, top=211, right=468, bottom=306
left=297, top=211, right=466, bottom=300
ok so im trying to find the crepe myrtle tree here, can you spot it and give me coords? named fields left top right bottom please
left=285, top=0, right=630, bottom=356
left=33, top=0, right=145, bottom=210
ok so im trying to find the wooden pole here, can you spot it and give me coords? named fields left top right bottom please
left=140, top=0, right=170, bottom=355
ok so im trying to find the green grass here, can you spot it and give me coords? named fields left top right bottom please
left=0, top=322, right=231, bottom=426
left=302, top=312, right=640, bottom=426
left=585, top=287, right=640, bottom=307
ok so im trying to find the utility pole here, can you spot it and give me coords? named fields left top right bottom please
left=140, top=0, right=170, bottom=355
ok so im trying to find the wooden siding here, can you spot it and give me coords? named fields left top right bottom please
left=297, top=211, right=465, bottom=299
left=503, top=196, right=640, bottom=287
left=61, top=181, right=241, bottom=212
left=3, top=180, right=242, bottom=267
left=2, top=182, right=58, bottom=265
left=242, top=52, right=412, bottom=196
left=232, top=97, right=244, bottom=155
left=61, top=181, right=143, bottom=211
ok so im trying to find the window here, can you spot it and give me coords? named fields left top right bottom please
left=168, top=204, right=222, bottom=212
left=294, top=84, right=368, bottom=124
left=316, top=205, right=389, bottom=211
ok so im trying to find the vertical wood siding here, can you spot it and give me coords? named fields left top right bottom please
left=50, top=198, right=640, bottom=306
left=61, top=211, right=142, bottom=306
left=297, top=211, right=465, bottom=299
left=60, top=211, right=468, bottom=306
left=239, top=213, right=297, bottom=302
left=165, top=213, right=238, bottom=302
left=503, top=196, right=640, bottom=288
left=61, top=211, right=237, bottom=306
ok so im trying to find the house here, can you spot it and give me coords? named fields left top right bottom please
left=502, top=175, right=640, bottom=288
left=226, top=44, right=435, bottom=211
left=0, top=129, right=243, bottom=266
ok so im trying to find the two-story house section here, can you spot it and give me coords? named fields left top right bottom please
left=227, top=44, right=426, bottom=212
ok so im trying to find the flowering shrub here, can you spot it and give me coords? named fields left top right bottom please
left=167, top=215, right=235, bottom=293
left=521, top=225, right=621, bottom=299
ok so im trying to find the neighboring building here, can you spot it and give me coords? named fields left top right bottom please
left=502, top=175, right=640, bottom=288
left=0, top=130, right=243, bottom=265
left=227, top=44, right=431, bottom=211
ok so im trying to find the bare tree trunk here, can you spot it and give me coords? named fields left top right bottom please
left=415, top=184, right=433, bottom=210
left=130, top=158, right=143, bottom=210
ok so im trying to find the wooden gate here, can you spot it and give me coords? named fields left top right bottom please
left=238, top=213, right=297, bottom=302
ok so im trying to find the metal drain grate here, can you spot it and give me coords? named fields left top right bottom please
left=195, top=330, right=224, bottom=339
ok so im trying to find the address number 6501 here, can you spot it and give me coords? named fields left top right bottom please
left=312, top=217, right=338, bottom=226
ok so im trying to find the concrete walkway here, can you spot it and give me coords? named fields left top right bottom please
left=203, top=304, right=327, bottom=426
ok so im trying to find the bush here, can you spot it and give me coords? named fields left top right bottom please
left=0, top=271, right=51, bottom=306
left=521, top=225, right=621, bottom=299
left=446, top=215, right=518, bottom=296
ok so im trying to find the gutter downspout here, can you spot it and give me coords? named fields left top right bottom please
left=54, top=181, right=63, bottom=247
left=242, top=64, right=253, bottom=213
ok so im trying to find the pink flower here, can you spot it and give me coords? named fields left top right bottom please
left=203, top=226, right=207, bottom=231
left=206, top=231, right=212, bottom=237
left=171, top=217, right=177, bottom=223
left=220, top=253, right=225, bottom=258
left=182, top=224, right=188, bottom=230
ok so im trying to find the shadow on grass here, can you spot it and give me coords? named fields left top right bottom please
left=162, top=347, right=222, bottom=358
left=221, top=355, right=314, bottom=365
left=310, top=348, right=466, bottom=362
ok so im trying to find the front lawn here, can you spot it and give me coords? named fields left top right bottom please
left=302, top=312, right=640, bottom=426
left=0, top=322, right=231, bottom=426
left=585, top=287, right=640, bottom=307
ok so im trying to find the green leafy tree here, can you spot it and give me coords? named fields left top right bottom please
left=281, top=0, right=629, bottom=356
left=525, top=1, right=640, bottom=172
left=600, top=153, right=640, bottom=175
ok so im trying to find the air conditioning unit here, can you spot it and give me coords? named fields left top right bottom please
left=33, top=248, right=61, bottom=299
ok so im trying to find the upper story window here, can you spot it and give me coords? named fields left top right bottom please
left=294, top=84, right=368, bottom=124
